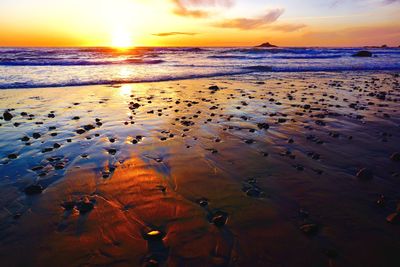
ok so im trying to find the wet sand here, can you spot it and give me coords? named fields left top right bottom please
left=0, top=71, right=400, bottom=267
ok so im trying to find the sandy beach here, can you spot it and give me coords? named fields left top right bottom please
left=1, top=71, right=400, bottom=266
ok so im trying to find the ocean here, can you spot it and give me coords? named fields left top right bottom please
left=0, top=46, right=399, bottom=89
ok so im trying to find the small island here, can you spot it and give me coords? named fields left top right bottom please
left=255, top=42, right=278, bottom=48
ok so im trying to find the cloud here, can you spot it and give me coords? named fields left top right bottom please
left=331, top=0, right=400, bottom=6
left=212, top=8, right=285, bottom=30
left=152, top=32, right=198, bottom=37
left=383, top=0, right=400, bottom=3
left=269, top=23, right=307, bottom=32
left=171, top=0, right=234, bottom=18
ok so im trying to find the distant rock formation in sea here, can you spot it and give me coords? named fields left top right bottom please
left=363, top=45, right=390, bottom=49
left=256, top=42, right=277, bottom=48
left=352, top=51, right=373, bottom=57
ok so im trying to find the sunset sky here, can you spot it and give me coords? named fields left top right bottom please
left=0, top=0, right=399, bottom=47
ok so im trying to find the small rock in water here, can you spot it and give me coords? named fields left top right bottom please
left=300, top=223, right=319, bottom=235
left=390, top=152, right=400, bottom=162
left=246, top=188, right=264, bottom=198
left=356, top=168, right=373, bottom=180
left=76, top=129, right=86, bottom=134
left=197, top=198, right=209, bottom=207
left=209, top=85, right=220, bottom=91
left=108, top=148, right=117, bottom=155
left=61, top=201, right=76, bottom=210
left=32, top=132, right=41, bottom=139
left=53, top=143, right=61, bottom=148
left=386, top=213, right=400, bottom=224
left=211, top=211, right=228, bottom=227
left=376, top=195, right=386, bottom=207
left=83, top=124, right=95, bottom=131
left=3, top=111, right=13, bottom=121
left=24, top=184, right=43, bottom=195
left=257, top=123, right=269, bottom=130
left=7, top=154, right=18, bottom=159
left=76, top=199, right=94, bottom=214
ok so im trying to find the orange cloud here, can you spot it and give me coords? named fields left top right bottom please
left=269, top=23, right=307, bottom=32
left=171, top=0, right=234, bottom=18
left=212, top=8, right=285, bottom=30
left=152, top=32, right=198, bottom=37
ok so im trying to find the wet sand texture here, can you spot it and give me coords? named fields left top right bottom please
left=0, top=72, right=400, bottom=267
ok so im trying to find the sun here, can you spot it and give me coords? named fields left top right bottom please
left=111, top=28, right=133, bottom=49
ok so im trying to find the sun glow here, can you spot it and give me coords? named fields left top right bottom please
left=111, top=28, right=133, bottom=49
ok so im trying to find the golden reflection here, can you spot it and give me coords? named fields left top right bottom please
left=118, top=67, right=134, bottom=79
left=119, top=84, right=133, bottom=97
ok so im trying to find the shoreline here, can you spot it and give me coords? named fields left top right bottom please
left=0, top=70, right=399, bottom=91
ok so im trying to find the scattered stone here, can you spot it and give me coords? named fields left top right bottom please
left=300, top=223, right=319, bottom=235
left=24, top=184, right=43, bottom=195
left=257, top=123, right=269, bottom=130
left=108, top=148, right=117, bottom=155
left=61, top=201, right=76, bottom=210
left=76, top=129, right=86, bottom=134
left=76, top=199, right=94, bottom=214
left=211, top=211, right=228, bottom=227
left=376, top=195, right=386, bottom=207
left=390, top=152, right=400, bottom=162
left=356, top=168, right=373, bottom=180
left=7, top=154, right=18, bottom=159
left=3, top=111, right=13, bottom=121
left=53, top=143, right=61, bottom=149
left=83, top=124, right=95, bottom=131
left=197, top=198, right=209, bottom=207
left=386, top=213, right=400, bottom=224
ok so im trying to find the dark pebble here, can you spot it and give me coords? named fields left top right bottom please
left=211, top=211, right=228, bottom=227
left=76, top=200, right=94, bottom=214
left=61, top=201, right=76, bottom=210
left=76, top=129, right=86, bottom=134
left=300, top=223, right=319, bottom=235
left=390, top=152, right=400, bottom=162
left=24, top=184, right=43, bottom=195
left=7, top=154, right=18, bottom=159
left=386, top=213, right=400, bottom=224
left=108, top=148, right=117, bottom=155
left=356, top=168, right=373, bottom=180
left=3, top=111, right=13, bottom=121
